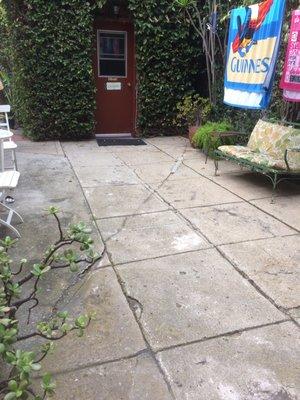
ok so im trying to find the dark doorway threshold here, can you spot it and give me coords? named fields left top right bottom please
left=96, top=133, right=147, bottom=146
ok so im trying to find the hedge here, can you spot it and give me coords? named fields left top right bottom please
left=5, top=0, right=96, bottom=140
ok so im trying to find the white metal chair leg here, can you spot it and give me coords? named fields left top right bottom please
left=0, top=217, right=21, bottom=238
left=12, top=149, right=18, bottom=171
left=0, top=201, right=23, bottom=223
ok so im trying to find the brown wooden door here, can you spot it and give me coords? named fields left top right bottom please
left=94, top=20, right=135, bottom=135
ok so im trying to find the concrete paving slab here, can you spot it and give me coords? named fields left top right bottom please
left=115, top=149, right=174, bottom=165
left=17, top=140, right=64, bottom=156
left=84, top=184, right=169, bottom=219
left=184, top=158, right=243, bottom=177
left=62, top=140, right=107, bottom=153
left=157, top=322, right=300, bottom=400
left=251, top=195, right=300, bottom=231
left=287, top=307, right=300, bottom=322
left=181, top=203, right=295, bottom=245
left=146, top=136, right=188, bottom=147
left=117, top=249, right=284, bottom=350
left=220, top=235, right=300, bottom=309
left=108, top=143, right=158, bottom=152
left=65, top=150, right=124, bottom=167
left=133, top=161, right=199, bottom=184
left=7, top=152, right=110, bottom=306
left=73, top=164, right=141, bottom=187
left=51, top=353, right=173, bottom=400
left=42, top=268, right=146, bottom=373
left=151, top=177, right=241, bottom=209
left=157, top=146, right=203, bottom=160
left=98, top=211, right=209, bottom=264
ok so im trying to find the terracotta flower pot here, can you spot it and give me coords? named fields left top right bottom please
left=188, top=125, right=199, bottom=148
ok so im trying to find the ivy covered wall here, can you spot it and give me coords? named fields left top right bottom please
left=5, top=0, right=96, bottom=140
left=128, top=0, right=200, bottom=134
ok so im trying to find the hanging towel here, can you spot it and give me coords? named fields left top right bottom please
left=224, top=0, right=286, bottom=109
left=280, top=10, right=300, bottom=102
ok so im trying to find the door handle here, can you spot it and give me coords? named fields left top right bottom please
left=127, top=82, right=132, bottom=87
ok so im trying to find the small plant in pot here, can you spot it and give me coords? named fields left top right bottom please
left=175, top=93, right=212, bottom=145
left=192, top=120, right=234, bottom=157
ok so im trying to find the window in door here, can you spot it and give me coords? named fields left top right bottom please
left=98, top=31, right=127, bottom=77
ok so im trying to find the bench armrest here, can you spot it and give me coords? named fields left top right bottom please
left=284, top=147, right=300, bottom=171
left=211, top=131, right=248, bottom=138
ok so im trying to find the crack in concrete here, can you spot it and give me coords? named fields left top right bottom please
left=127, top=295, right=144, bottom=321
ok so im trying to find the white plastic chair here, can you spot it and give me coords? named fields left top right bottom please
left=0, top=138, right=22, bottom=237
left=0, top=105, right=18, bottom=170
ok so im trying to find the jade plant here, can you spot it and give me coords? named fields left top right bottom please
left=0, top=207, right=103, bottom=399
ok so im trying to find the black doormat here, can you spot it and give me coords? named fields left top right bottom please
left=96, top=137, right=147, bottom=146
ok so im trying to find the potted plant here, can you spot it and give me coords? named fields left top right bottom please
left=175, top=93, right=212, bottom=145
left=192, top=120, right=234, bottom=157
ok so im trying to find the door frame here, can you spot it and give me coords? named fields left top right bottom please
left=93, top=17, right=137, bottom=136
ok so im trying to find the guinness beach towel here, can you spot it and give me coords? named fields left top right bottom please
left=224, top=0, right=286, bottom=109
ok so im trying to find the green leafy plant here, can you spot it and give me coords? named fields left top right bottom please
left=0, top=207, right=103, bottom=399
left=175, top=93, right=212, bottom=127
left=192, top=120, right=233, bottom=154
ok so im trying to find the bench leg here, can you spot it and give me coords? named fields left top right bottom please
left=214, top=158, right=219, bottom=176
left=271, top=173, right=278, bottom=204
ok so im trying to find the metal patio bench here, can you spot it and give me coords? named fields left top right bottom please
left=213, top=119, right=300, bottom=202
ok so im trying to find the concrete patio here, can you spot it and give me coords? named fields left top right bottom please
left=5, top=135, right=300, bottom=399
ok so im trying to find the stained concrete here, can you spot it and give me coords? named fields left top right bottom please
left=220, top=235, right=300, bottom=309
left=117, top=250, right=284, bottom=350
left=113, top=148, right=174, bottom=166
left=4, top=135, right=299, bottom=399
left=181, top=202, right=296, bottom=245
left=73, top=164, right=141, bottom=187
left=84, top=184, right=168, bottom=219
left=97, top=211, right=209, bottom=264
left=251, top=195, right=300, bottom=231
left=132, top=161, right=199, bottom=184
left=152, top=177, right=241, bottom=208
left=51, top=353, right=173, bottom=400
left=157, top=322, right=300, bottom=400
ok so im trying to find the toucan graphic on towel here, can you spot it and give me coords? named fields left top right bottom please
left=232, top=0, right=274, bottom=57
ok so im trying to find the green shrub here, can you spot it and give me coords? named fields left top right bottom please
left=192, top=121, right=233, bottom=153
left=175, top=93, right=212, bottom=127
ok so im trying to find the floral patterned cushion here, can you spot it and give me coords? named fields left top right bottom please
left=218, top=120, right=300, bottom=171
left=247, top=119, right=299, bottom=159
left=218, top=145, right=286, bottom=170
